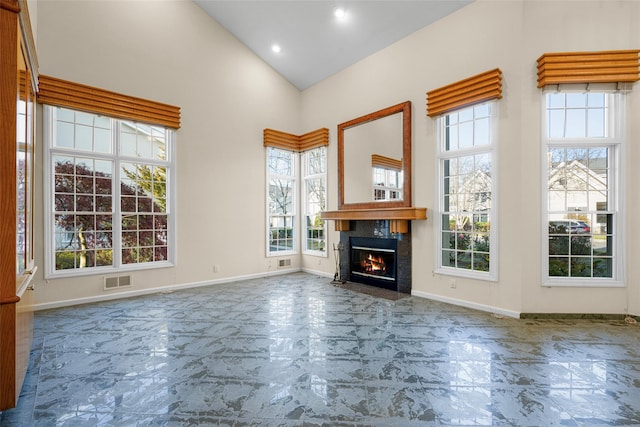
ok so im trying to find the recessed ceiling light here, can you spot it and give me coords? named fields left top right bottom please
left=271, top=44, right=281, bottom=53
left=334, top=7, right=347, bottom=20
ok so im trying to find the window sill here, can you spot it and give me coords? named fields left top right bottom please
left=542, top=278, right=625, bottom=288
left=267, top=251, right=298, bottom=258
left=303, top=250, right=328, bottom=258
left=44, top=261, right=175, bottom=280
left=435, top=267, right=498, bottom=282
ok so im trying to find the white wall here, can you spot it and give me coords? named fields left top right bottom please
left=302, top=0, right=640, bottom=316
left=34, top=0, right=302, bottom=307
left=33, top=0, right=640, bottom=317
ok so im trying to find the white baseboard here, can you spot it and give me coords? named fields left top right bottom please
left=411, top=289, right=521, bottom=319
left=33, top=268, right=301, bottom=311
left=301, top=267, right=333, bottom=279
left=34, top=268, right=522, bottom=318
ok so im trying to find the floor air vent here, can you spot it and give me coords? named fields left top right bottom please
left=278, top=259, right=291, bottom=268
left=104, top=275, right=132, bottom=291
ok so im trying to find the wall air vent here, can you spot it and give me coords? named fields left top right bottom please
left=278, top=259, right=291, bottom=268
left=104, top=275, right=132, bottom=291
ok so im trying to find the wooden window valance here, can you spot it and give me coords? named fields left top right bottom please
left=37, top=75, right=181, bottom=129
left=264, top=127, right=329, bottom=152
left=427, top=68, right=502, bottom=117
left=372, top=154, right=402, bottom=171
left=537, top=50, right=640, bottom=88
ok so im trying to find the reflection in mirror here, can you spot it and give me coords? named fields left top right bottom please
left=338, top=101, right=411, bottom=210
left=372, top=154, right=403, bottom=201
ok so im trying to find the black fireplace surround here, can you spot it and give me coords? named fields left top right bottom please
left=339, top=220, right=412, bottom=294
left=350, top=237, right=397, bottom=290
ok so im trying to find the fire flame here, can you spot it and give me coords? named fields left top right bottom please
left=361, top=253, right=386, bottom=274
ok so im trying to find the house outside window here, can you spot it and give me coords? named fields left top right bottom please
left=543, top=90, right=623, bottom=285
left=44, top=106, right=175, bottom=278
left=436, top=102, right=497, bottom=280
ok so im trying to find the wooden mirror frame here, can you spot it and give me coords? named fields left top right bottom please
left=338, top=100, right=412, bottom=210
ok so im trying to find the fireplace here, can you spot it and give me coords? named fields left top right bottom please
left=338, top=220, right=412, bottom=294
left=350, top=237, right=397, bottom=290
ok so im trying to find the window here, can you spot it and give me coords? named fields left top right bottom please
left=373, top=167, right=403, bottom=201
left=44, top=106, right=175, bottom=277
left=543, top=91, right=623, bottom=285
left=267, top=146, right=327, bottom=257
left=302, top=147, right=327, bottom=255
left=267, top=147, right=297, bottom=255
left=436, top=102, right=497, bottom=279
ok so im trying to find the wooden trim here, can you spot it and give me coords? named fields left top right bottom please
left=0, top=305, right=16, bottom=409
left=371, top=154, right=402, bottom=171
left=17, top=0, right=37, bottom=88
left=321, top=207, right=427, bottom=221
left=38, top=75, right=181, bottom=129
left=427, top=68, right=502, bottom=117
left=0, top=0, right=19, bottom=13
left=537, top=50, right=640, bottom=88
left=0, top=1, right=19, bottom=410
left=334, top=220, right=351, bottom=231
left=299, top=128, right=329, bottom=151
left=264, top=127, right=329, bottom=152
left=263, top=128, right=299, bottom=150
left=390, top=219, right=409, bottom=234
left=0, top=0, right=18, bottom=302
left=338, top=101, right=412, bottom=210
left=0, top=296, right=20, bottom=305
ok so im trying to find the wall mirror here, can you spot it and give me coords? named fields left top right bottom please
left=338, top=100, right=412, bottom=210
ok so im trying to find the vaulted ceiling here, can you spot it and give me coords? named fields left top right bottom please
left=194, top=1, right=473, bottom=90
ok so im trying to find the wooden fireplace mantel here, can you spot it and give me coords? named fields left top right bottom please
left=320, top=207, right=427, bottom=233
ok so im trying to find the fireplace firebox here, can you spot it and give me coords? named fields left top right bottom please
left=350, top=237, right=397, bottom=291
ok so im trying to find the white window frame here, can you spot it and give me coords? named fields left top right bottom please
left=302, top=146, right=328, bottom=257
left=266, top=147, right=298, bottom=257
left=373, top=167, right=403, bottom=201
left=43, top=105, right=176, bottom=279
left=541, top=87, right=625, bottom=287
left=435, top=101, right=499, bottom=281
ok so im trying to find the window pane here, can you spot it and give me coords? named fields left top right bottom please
left=566, top=93, right=586, bottom=108
left=593, top=258, right=612, bottom=277
left=565, top=110, right=586, bottom=138
left=587, top=109, right=605, bottom=138
left=269, top=215, right=294, bottom=252
left=75, top=124, right=93, bottom=151
left=474, top=117, right=490, bottom=146
left=120, top=121, right=166, bottom=161
left=269, top=179, right=293, bottom=214
left=548, top=110, right=565, bottom=139
left=268, top=148, right=294, bottom=176
left=306, top=147, right=326, bottom=175
left=445, top=124, right=458, bottom=151
left=458, top=122, right=473, bottom=149
left=56, top=121, right=74, bottom=148
left=94, top=127, right=111, bottom=153
left=548, top=93, right=565, bottom=109
left=549, top=257, right=569, bottom=277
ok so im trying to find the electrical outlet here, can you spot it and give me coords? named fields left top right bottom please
left=213, top=264, right=220, bottom=273
left=450, top=279, right=456, bottom=289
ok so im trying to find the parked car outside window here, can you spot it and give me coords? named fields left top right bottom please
left=549, top=219, right=591, bottom=234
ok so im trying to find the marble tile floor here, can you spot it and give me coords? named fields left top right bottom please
left=1, top=272, right=640, bottom=426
